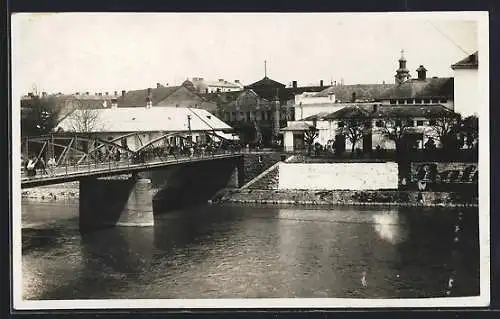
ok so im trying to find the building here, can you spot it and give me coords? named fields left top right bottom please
left=55, top=106, right=235, bottom=151
left=118, top=81, right=218, bottom=114
left=191, top=77, right=244, bottom=93
left=451, top=51, right=479, bottom=117
left=211, top=75, right=327, bottom=145
left=281, top=103, right=456, bottom=153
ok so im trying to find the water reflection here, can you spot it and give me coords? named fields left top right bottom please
left=21, top=201, right=480, bottom=299
left=372, top=211, right=407, bottom=245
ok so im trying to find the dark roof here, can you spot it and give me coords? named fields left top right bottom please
left=316, top=84, right=395, bottom=102
left=324, top=104, right=455, bottom=120
left=119, top=86, right=179, bottom=107
left=451, top=51, right=478, bottom=70
left=280, top=122, right=315, bottom=132
left=302, top=112, right=332, bottom=121
left=245, top=76, right=286, bottom=89
left=377, top=77, right=454, bottom=100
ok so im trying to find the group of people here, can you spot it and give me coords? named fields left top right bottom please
left=23, top=156, right=56, bottom=177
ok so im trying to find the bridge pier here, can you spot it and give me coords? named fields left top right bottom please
left=79, top=173, right=154, bottom=233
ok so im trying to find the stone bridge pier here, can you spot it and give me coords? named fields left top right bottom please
left=79, top=156, right=244, bottom=233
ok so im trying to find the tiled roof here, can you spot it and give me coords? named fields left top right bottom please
left=451, top=52, right=478, bottom=70
left=377, top=77, right=453, bottom=100
left=323, top=104, right=455, bottom=120
left=56, top=107, right=232, bottom=133
left=316, top=84, right=395, bottom=102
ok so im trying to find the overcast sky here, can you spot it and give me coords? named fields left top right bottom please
left=12, top=13, right=478, bottom=96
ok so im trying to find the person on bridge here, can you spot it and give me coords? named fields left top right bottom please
left=47, top=157, right=56, bottom=175
left=38, top=157, right=48, bottom=175
left=26, top=157, right=36, bottom=177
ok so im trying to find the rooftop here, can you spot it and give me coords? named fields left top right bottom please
left=377, top=77, right=454, bottom=100
left=56, top=107, right=232, bottom=133
left=451, top=51, right=479, bottom=70
left=323, top=104, right=456, bottom=120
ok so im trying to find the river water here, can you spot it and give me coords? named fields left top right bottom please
left=21, top=199, right=479, bottom=300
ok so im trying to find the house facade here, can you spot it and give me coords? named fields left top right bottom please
left=451, top=52, right=479, bottom=117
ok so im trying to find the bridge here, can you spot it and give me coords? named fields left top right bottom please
left=21, top=132, right=243, bottom=188
left=21, top=133, right=245, bottom=232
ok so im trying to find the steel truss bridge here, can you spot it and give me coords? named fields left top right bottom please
left=20, top=132, right=242, bottom=188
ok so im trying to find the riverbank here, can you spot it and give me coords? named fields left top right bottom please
left=213, top=189, right=478, bottom=208
left=21, top=182, right=79, bottom=200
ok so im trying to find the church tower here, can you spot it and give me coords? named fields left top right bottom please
left=395, top=49, right=411, bottom=85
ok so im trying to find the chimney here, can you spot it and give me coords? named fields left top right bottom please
left=111, top=98, right=118, bottom=108
left=42, top=92, right=47, bottom=97
left=105, top=92, right=109, bottom=96
left=99, top=92, right=103, bottom=96
left=234, top=80, right=240, bottom=83
left=146, top=88, right=153, bottom=108
left=351, top=92, right=357, bottom=102
left=416, top=65, right=427, bottom=81
left=320, top=80, right=324, bottom=88
left=75, top=92, right=80, bottom=95
left=86, top=92, right=90, bottom=95
left=334, top=80, right=337, bottom=86
left=114, top=91, right=118, bottom=97
left=156, top=82, right=162, bottom=88
left=121, top=90, right=126, bottom=98
left=292, top=81, right=297, bottom=89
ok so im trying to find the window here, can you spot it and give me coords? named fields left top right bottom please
left=375, top=120, right=384, bottom=127
left=406, top=120, right=414, bottom=127
left=429, top=119, right=437, bottom=126
left=407, top=99, right=414, bottom=104
left=232, top=112, right=236, bottom=120
left=390, top=99, right=396, bottom=104
left=423, top=99, right=430, bottom=104
left=398, top=99, right=405, bottom=104
left=416, top=120, right=424, bottom=126
left=415, top=98, right=422, bottom=104
left=440, top=99, right=447, bottom=103
left=338, top=121, right=345, bottom=128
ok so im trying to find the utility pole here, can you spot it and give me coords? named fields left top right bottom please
left=187, top=114, right=192, bottom=144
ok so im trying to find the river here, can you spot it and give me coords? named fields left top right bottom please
left=21, top=199, right=479, bottom=300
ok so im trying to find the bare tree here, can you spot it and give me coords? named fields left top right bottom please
left=380, top=116, right=414, bottom=152
left=304, top=125, right=319, bottom=156
left=66, top=108, right=101, bottom=133
left=428, top=113, right=462, bottom=150
left=341, top=119, right=365, bottom=154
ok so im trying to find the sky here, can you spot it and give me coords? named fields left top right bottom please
left=12, top=13, right=479, bottom=96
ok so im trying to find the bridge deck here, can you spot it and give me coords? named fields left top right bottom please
left=21, top=153, right=242, bottom=188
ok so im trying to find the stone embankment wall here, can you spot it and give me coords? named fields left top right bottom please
left=241, top=152, right=283, bottom=185
left=216, top=189, right=478, bottom=208
left=278, top=162, right=399, bottom=190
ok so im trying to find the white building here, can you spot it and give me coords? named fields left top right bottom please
left=293, top=91, right=340, bottom=120
left=191, top=77, right=243, bottom=94
left=55, top=106, right=235, bottom=151
left=281, top=104, right=455, bottom=153
left=451, top=52, right=479, bottom=117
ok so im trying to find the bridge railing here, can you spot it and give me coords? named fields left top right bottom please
left=21, top=148, right=241, bottom=180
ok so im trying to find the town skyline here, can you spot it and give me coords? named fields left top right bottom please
left=12, top=13, right=478, bottom=96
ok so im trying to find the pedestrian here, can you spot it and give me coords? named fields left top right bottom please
left=26, top=157, right=36, bottom=177
left=39, top=157, right=48, bottom=175
left=47, top=157, right=56, bottom=175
